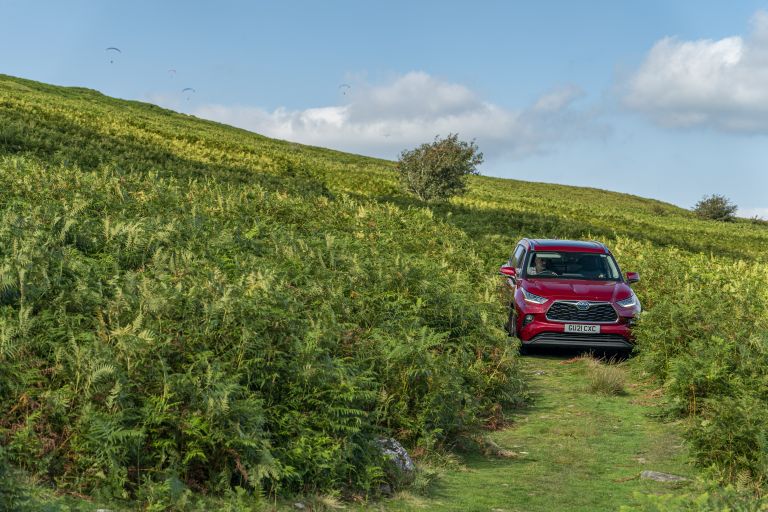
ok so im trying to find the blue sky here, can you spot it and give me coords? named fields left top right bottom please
left=3, top=1, right=767, bottom=217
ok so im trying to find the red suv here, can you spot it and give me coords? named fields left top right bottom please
left=499, top=239, right=641, bottom=353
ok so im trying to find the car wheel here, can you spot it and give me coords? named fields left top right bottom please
left=506, top=307, right=529, bottom=355
left=506, top=308, right=518, bottom=338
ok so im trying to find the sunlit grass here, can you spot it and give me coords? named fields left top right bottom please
left=357, top=355, right=694, bottom=512
left=580, top=355, right=627, bottom=396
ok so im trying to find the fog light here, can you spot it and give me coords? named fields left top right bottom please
left=523, top=314, right=535, bottom=326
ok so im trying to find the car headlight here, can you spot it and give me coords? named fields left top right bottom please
left=617, top=293, right=638, bottom=308
left=522, top=288, right=548, bottom=304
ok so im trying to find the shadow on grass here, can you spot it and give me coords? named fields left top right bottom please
left=522, top=345, right=632, bottom=362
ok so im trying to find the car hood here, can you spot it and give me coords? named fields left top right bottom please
left=524, top=278, right=632, bottom=302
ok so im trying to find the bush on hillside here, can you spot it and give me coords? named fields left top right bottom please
left=397, top=134, right=483, bottom=202
left=628, top=240, right=768, bottom=489
left=693, top=194, right=737, bottom=221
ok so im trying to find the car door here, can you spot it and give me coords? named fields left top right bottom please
left=507, top=244, right=526, bottom=291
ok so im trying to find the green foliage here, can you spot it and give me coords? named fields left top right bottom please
left=625, top=484, right=768, bottom=511
left=2, top=73, right=768, bottom=508
left=0, top=75, right=525, bottom=507
left=627, top=242, right=768, bottom=492
left=693, top=194, right=738, bottom=221
left=0, top=446, right=27, bottom=510
left=397, top=134, right=483, bottom=201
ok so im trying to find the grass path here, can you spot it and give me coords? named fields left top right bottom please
left=28, top=354, right=695, bottom=511
left=369, top=353, right=695, bottom=512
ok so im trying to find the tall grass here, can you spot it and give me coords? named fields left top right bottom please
left=583, top=357, right=626, bottom=396
left=629, top=248, right=768, bottom=489
left=0, top=76, right=526, bottom=504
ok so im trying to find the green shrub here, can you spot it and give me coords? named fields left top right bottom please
left=689, top=395, right=768, bottom=488
left=396, top=133, right=483, bottom=201
left=693, top=194, right=738, bottom=221
left=629, top=243, right=768, bottom=489
left=626, top=484, right=768, bottom=511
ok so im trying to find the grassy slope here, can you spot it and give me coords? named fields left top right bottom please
left=1, top=75, right=767, bottom=510
left=365, top=355, right=693, bottom=512
left=0, top=74, right=526, bottom=506
left=4, top=74, right=765, bottom=263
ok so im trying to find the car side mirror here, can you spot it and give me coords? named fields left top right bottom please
left=626, top=272, right=640, bottom=284
left=499, top=265, right=517, bottom=278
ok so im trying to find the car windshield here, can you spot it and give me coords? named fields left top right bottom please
left=525, top=251, right=621, bottom=280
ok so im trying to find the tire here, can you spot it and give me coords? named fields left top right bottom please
left=506, top=307, right=518, bottom=338
left=506, top=307, right=529, bottom=355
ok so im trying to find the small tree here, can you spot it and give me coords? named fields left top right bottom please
left=397, top=134, right=483, bottom=201
left=693, top=194, right=738, bottom=221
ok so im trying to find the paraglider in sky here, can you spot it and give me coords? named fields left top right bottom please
left=338, top=83, right=351, bottom=96
left=168, top=69, right=177, bottom=78
left=105, top=47, right=121, bottom=64
left=182, top=87, right=195, bottom=101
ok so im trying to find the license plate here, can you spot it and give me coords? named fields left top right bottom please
left=564, top=324, right=600, bottom=334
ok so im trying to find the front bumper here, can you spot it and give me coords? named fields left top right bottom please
left=518, top=315, right=634, bottom=349
left=524, top=331, right=633, bottom=350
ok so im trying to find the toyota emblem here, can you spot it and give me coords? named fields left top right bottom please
left=576, top=301, right=591, bottom=311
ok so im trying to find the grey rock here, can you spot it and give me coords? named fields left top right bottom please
left=640, top=470, right=689, bottom=482
left=293, top=503, right=306, bottom=510
left=377, top=437, right=415, bottom=473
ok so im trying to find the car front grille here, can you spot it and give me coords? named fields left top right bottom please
left=529, top=332, right=630, bottom=346
left=546, top=301, right=618, bottom=323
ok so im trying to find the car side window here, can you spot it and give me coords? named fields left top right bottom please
left=512, top=245, right=526, bottom=269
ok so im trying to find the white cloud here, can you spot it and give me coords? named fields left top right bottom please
left=167, top=72, right=600, bottom=161
left=623, top=10, right=768, bottom=132
left=532, top=85, right=584, bottom=112
left=738, top=207, right=768, bottom=220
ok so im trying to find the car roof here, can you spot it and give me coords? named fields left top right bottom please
left=525, top=239, right=609, bottom=254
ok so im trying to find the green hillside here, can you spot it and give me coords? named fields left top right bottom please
left=1, top=74, right=767, bottom=510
